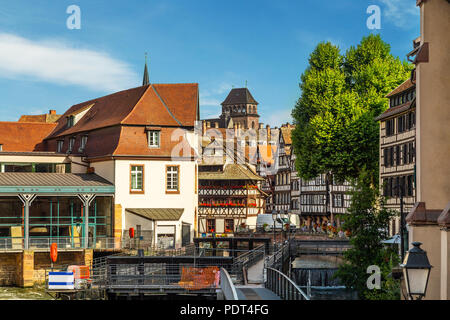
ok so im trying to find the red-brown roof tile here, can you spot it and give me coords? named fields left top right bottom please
left=46, top=84, right=198, bottom=140
left=0, top=122, right=57, bottom=152
left=46, top=85, right=149, bottom=139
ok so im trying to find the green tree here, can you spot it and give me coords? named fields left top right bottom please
left=291, top=34, right=412, bottom=185
left=334, top=170, right=400, bottom=299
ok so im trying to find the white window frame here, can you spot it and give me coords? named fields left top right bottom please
left=147, top=130, right=160, bottom=148
left=166, top=166, right=179, bottom=192
left=130, top=165, right=144, bottom=192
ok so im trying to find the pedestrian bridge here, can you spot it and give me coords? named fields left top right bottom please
left=219, top=242, right=309, bottom=300
left=71, top=240, right=313, bottom=300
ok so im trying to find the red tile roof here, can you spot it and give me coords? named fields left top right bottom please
left=122, top=84, right=198, bottom=127
left=46, top=83, right=199, bottom=139
left=2, top=84, right=199, bottom=158
left=0, top=122, right=57, bottom=152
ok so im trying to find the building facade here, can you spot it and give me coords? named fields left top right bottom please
left=376, top=77, right=416, bottom=236
left=273, top=124, right=294, bottom=212
left=404, top=0, right=450, bottom=300
left=0, top=83, right=200, bottom=251
left=198, top=163, right=265, bottom=235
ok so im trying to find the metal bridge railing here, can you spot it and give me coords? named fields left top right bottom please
left=265, top=267, right=310, bottom=300
left=92, top=263, right=221, bottom=291
left=265, top=241, right=290, bottom=271
left=220, top=267, right=239, bottom=300
left=0, top=237, right=122, bottom=251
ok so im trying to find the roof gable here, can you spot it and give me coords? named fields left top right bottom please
left=122, top=83, right=198, bottom=127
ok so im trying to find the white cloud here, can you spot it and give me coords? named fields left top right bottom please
left=0, top=33, right=139, bottom=92
left=264, top=108, right=293, bottom=127
left=379, top=0, right=419, bottom=29
left=200, top=81, right=233, bottom=107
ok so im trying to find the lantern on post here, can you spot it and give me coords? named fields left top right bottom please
left=401, top=242, right=432, bottom=300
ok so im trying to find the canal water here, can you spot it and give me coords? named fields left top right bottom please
left=291, top=256, right=358, bottom=300
left=0, top=285, right=51, bottom=300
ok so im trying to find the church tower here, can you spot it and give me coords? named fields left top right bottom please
left=220, top=88, right=259, bottom=130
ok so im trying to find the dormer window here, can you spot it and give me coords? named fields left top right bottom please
left=57, top=140, right=64, bottom=153
left=147, top=130, right=160, bottom=148
left=68, top=137, right=75, bottom=153
left=67, top=115, right=75, bottom=128
left=66, top=103, right=95, bottom=129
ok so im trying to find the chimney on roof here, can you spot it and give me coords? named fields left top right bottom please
left=49, top=110, right=56, bottom=115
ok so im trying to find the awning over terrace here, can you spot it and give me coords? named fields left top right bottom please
left=0, top=172, right=114, bottom=194
left=126, top=208, right=184, bottom=221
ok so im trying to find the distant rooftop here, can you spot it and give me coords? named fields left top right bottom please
left=221, top=88, right=258, bottom=105
left=18, top=110, right=61, bottom=123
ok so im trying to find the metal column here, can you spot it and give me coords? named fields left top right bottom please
left=18, top=194, right=37, bottom=250
left=77, top=194, right=96, bottom=249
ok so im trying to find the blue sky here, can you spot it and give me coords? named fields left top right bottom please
left=0, top=0, right=419, bottom=126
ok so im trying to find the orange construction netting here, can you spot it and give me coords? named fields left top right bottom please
left=178, top=266, right=220, bottom=290
left=67, top=265, right=90, bottom=280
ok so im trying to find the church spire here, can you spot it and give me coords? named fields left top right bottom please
left=142, top=52, right=149, bottom=86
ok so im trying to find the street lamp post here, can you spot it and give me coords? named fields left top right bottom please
left=279, top=209, right=286, bottom=241
left=393, top=183, right=407, bottom=261
left=399, top=185, right=405, bottom=262
left=272, top=210, right=278, bottom=252
left=401, top=242, right=432, bottom=300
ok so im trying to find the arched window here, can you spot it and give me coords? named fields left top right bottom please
left=251, top=121, right=255, bottom=129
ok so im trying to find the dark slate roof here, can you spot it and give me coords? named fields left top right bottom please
left=126, top=208, right=184, bottom=221
left=221, top=88, right=258, bottom=105
left=0, top=173, right=113, bottom=187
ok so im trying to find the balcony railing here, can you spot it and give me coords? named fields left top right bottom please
left=0, top=237, right=122, bottom=251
